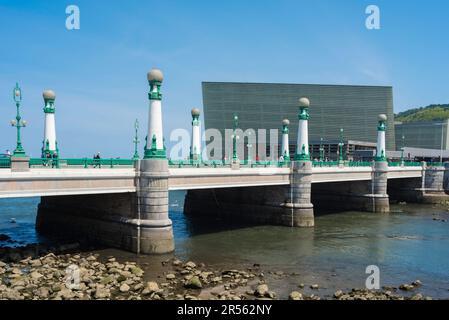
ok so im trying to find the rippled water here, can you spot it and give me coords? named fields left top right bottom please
left=1, top=191, right=449, bottom=298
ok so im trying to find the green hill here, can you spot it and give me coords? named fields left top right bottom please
left=395, top=104, right=449, bottom=123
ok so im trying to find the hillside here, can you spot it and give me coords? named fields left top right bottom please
left=395, top=104, right=449, bottom=123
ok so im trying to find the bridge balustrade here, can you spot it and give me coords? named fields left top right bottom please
left=0, top=158, right=11, bottom=168
left=28, top=158, right=135, bottom=169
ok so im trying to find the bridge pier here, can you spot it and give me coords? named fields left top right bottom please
left=136, top=159, right=174, bottom=254
left=282, top=161, right=314, bottom=226
left=36, top=159, right=174, bottom=254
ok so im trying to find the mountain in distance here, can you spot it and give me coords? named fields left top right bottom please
left=395, top=104, right=449, bottom=123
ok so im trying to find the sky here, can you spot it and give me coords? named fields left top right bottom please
left=0, top=0, right=448, bottom=158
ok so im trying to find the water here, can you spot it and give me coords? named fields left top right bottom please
left=1, top=191, right=449, bottom=298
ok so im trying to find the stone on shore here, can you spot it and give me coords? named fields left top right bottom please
left=185, top=276, right=202, bottom=289
left=289, top=291, right=303, bottom=300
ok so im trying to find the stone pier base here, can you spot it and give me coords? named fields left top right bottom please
left=36, top=159, right=174, bottom=255
left=388, top=164, right=449, bottom=205
left=36, top=192, right=174, bottom=254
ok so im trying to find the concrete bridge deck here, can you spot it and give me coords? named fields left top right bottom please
left=0, top=165, right=423, bottom=198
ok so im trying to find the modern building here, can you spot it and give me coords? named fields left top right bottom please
left=202, top=82, right=395, bottom=160
left=394, top=120, right=449, bottom=151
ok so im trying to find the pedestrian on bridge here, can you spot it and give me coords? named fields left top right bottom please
left=94, top=152, right=101, bottom=168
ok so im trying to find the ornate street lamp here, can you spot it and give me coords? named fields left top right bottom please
left=232, top=114, right=239, bottom=162
left=11, top=83, right=27, bottom=157
left=338, top=128, right=344, bottom=163
left=319, top=137, right=324, bottom=161
left=400, top=135, right=405, bottom=165
left=133, top=119, right=140, bottom=160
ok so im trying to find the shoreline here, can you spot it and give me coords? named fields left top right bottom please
left=0, top=244, right=438, bottom=300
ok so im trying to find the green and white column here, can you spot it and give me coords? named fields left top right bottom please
left=283, top=97, right=314, bottom=227
left=190, top=108, right=201, bottom=161
left=137, top=68, right=174, bottom=254
left=144, top=68, right=166, bottom=159
left=376, top=114, right=387, bottom=161
left=295, top=97, right=310, bottom=161
left=281, top=119, right=290, bottom=160
left=371, top=114, right=390, bottom=213
left=42, top=90, right=58, bottom=158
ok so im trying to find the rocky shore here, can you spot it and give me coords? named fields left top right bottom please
left=0, top=246, right=434, bottom=300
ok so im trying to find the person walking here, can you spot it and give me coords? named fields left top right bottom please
left=93, top=152, right=101, bottom=168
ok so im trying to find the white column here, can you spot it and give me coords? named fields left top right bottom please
left=44, top=113, right=56, bottom=151
left=281, top=119, right=290, bottom=159
left=295, top=97, right=311, bottom=161
left=376, top=114, right=387, bottom=160
left=148, top=99, right=163, bottom=150
left=145, top=68, right=166, bottom=158
left=190, top=108, right=201, bottom=160
left=42, top=90, right=57, bottom=157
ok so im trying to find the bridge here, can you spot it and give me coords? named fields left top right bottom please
left=1, top=69, right=449, bottom=254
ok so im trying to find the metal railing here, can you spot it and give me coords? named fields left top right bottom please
left=312, top=161, right=339, bottom=167
left=29, top=158, right=135, bottom=169
left=388, top=161, right=422, bottom=167
left=0, top=158, right=11, bottom=168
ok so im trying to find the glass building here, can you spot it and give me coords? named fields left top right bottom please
left=202, top=82, right=395, bottom=160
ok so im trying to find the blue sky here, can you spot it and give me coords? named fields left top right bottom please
left=0, top=0, right=448, bottom=157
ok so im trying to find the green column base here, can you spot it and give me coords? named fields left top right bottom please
left=144, top=148, right=166, bottom=159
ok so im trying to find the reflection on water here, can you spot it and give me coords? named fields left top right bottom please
left=1, top=191, right=449, bottom=298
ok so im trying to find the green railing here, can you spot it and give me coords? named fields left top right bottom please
left=29, top=158, right=135, bottom=168
left=427, top=162, right=444, bottom=167
left=388, top=161, right=422, bottom=167
left=0, top=158, right=11, bottom=168
left=348, top=161, right=372, bottom=167
left=312, top=161, right=339, bottom=167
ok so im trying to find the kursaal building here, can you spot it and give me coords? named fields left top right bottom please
left=202, top=82, right=395, bottom=160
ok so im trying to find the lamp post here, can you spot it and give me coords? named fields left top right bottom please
left=232, top=114, right=239, bottom=162
left=400, top=135, right=405, bottom=165
left=338, top=128, right=344, bottom=163
left=133, top=119, right=140, bottom=160
left=11, top=83, right=27, bottom=157
left=319, top=137, right=324, bottom=161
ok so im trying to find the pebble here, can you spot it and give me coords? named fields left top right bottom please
left=119, top=283, right=130, bottom=293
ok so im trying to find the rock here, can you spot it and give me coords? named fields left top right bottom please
left=119, top=283, right=130, bottom=293
left=58, top=288, right=75, bottom=299
left=145, top=281, right=159, bottom=292
left=310, top=284, right=319, bottom=290
left=86, top=255, right=97, bottom=261
left=412, top=280, right=422, bottom=287
left=133, top=283, right=144, bottom=291
left=298, top=283, right=305, bottom=288
left=95, top=288, right=111, bottom=299
left=29, top=259, right=42, bottom=267
left=172, top=259, right=182, bottom=266
left=185, top=276, right=202, bottom=289
left=334, top=290, right=344, bottom=298
left=35, top=287, right=50, bottom=298
left=30, top=271, right=43, bottom=280
left=255, top=284, right=269, bottom=297
left=184, top=261, right=196, bottom=269
left=130, top=266, right=144, bottom=277
left=399, top=284, right=414, bottom=291
left=0, top=234, right=11, bottom=241
left=411, top=293, right=423, bottom=300
left=100, top=276, right=114, bottom=285
left=166, top=273, right=176, bottom=280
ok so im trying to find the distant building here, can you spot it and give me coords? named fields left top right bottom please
left=202, top=82, right=395, bottom=160
left=394, top=120, right=449, bottom=150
